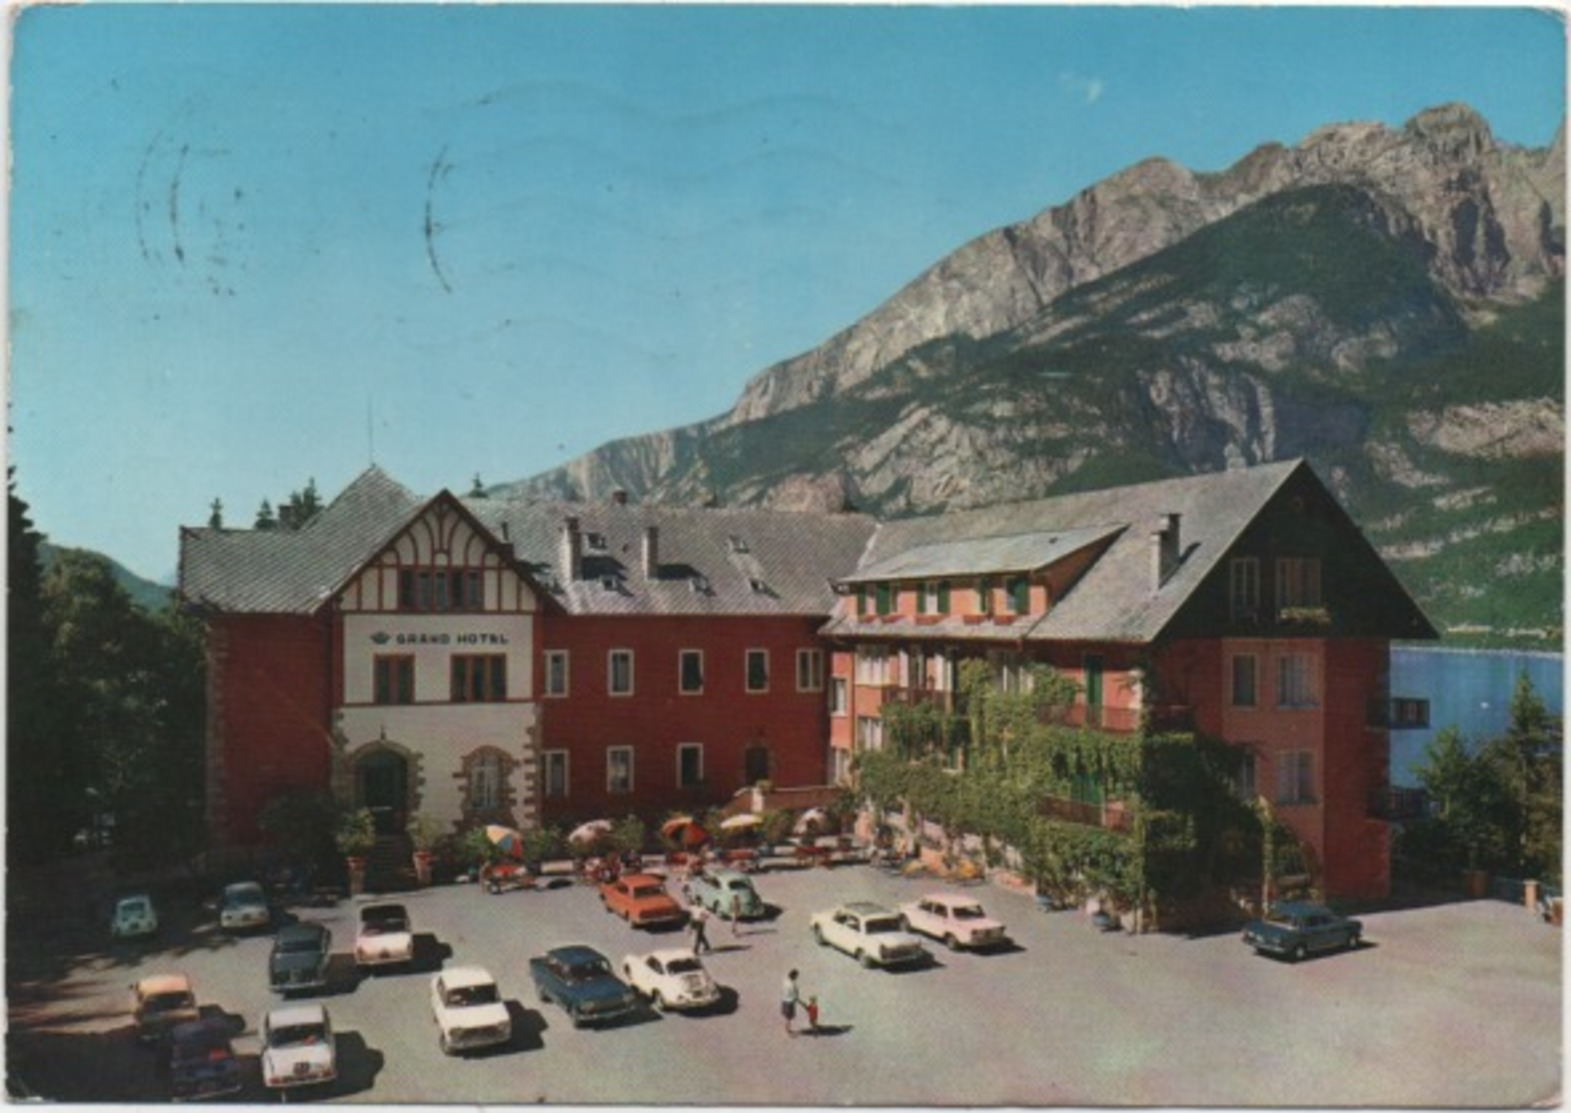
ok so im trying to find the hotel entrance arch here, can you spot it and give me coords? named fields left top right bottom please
left=356, top=748, right=409, bottom=835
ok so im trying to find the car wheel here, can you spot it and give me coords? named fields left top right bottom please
left=439, top=1031, right=453, bottom=1057
left=537, top=986, right=550, bottom=1004
left=944, top=933, right=960, bottom=952
left=652, top=992, right=667, bottom=1013
left=568, top=1006, right=584, bottom=1029
left=1292, top=942, right=1308, bottom=962
left=859, top=950, right=876, bottom=969
left=898, top=916, right=911, bottom=931
left=812, top=925, right=826, bottom=946
left=1347, top=931, right=1361, bottom=950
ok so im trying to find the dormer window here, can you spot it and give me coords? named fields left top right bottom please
left=585, top=533, right=608, bottom=552
left=727, top=534, right=749, bottom=554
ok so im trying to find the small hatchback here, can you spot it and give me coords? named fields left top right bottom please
left=111, top=893, right=159, bottom=940
left=688, top=869, right=765, bottom=920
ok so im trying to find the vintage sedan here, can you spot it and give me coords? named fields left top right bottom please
left=430, top=967, right=512, bottom=1055
left=261, top=1002, right=337, bottom=1091
left=269, top=921, right=333, bottom=994
left=354, top=903, right=415, bottom=969
left=167, top=1018, right=243, bottom=1102
left=111, top=893, right=159, bottom=940
left=529, top=945, right=641, bottom=1028
left=898, top=892, right=1009, bottom=951
left=809, top=901, right=928, bottom=968
left=218, top=880, right=271, bottom=933
left=688, top=869, right=765, bottom=920
left=132, top=973, right=200, bottom=1043
left=620, top=948, right=722, bottom=1012
left=600, top=873, right=688, bottom=928
left=1242, top=901, right=1363, bottom=961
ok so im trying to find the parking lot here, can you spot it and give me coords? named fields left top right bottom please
left=7, top=860, right=1562, bottom=1106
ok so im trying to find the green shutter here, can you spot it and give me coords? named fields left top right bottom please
left=937, top=580, right=951, bottom=614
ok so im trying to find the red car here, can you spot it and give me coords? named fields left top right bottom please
left=599, top=874, right=687, bottom=928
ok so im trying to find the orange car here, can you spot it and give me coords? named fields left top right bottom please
left=599, top=874, right=687, bottom=928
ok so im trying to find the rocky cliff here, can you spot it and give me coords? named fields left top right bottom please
left=493, top=104, right=1565, bottom=645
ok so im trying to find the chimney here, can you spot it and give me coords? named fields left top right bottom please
left=560, top=516, right=582, bottom=582
left=611, top=489, right=629, bottom=506
left=643, top=525, right=660, bottom=578
left=1151, top=512, right=1181, bottom=591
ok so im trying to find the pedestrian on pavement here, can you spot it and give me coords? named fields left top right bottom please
left=805, top=995, right=820, bottom=1034
left=690, top=904, right=712, bottom=953
left=781, top=969, right=801, bottom=1036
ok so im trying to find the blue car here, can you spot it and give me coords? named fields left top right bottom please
left=1242, top=901, right=1362, bottom=961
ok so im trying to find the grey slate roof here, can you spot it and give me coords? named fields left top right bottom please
left=178, top=465, right=878, bottom=617
left=466, top=499, right=878, bottom=617
left=839, top=524, right=1125, bottom=584
left=821, top=458, right=1306, bottom=644
left=179, top=467, right=424, bottom=614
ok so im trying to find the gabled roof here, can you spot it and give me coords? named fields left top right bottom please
left=822, top=458, right=1309, bottom=644
left=178, top=466, right=878, bottom=618
left=838, top=524, right=1125, bottom=584
left=179, top=467, right=424, bottom=614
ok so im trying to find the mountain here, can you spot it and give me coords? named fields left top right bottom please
left=40, top=541, right=174, bottom=614
left=492, top=104, right=1565, bottom=647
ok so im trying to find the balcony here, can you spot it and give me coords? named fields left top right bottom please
left=1040, top=794, right=1134, bottom=835
left=1369, top=786, right=1429, bottom=822
left=1038, top=703, right=1195, bottom=734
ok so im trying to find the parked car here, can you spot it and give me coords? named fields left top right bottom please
left=110, top=893, right=159, bottom=940
left=269, top=921, right=334, bottom=994
left=166, top=1017, right=243, bottom=1101
left=430, top=966, right=512, bottom=1055
left=132, top=973, right=200, bottom=1043
left=1242, top=901, right=1363, bottom=961
left=218, top=880, right=271, bottom=932
left=261, top=1002, right=337, bottom=1091
left=898, top=892, right=1009, bottom=951
left=809, top=901, right=928, bottom=968
left=354, top=903, right=414, bottom=969
left=529, top=945, right=641, bottom=1027
left=688, top=868, right=765, bottom=920
left=620, top=948, right=722, bottom=1012
left=599, top=873, right=687, bottom=928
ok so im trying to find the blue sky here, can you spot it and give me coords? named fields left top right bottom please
left=8, top=4, right=1565, bottom=582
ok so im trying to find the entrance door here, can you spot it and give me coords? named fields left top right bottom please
left=358, top=750, right=408, bottom=835
left=1083, top=654, right=1104, bottom=728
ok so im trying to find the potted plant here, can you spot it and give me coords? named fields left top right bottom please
left=406, top=813, right=444, bottom=886
left=335, top=807, right=377, bottom=895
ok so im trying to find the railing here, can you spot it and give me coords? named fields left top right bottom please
left=1369, top=785, right=1429, bottom=821
left=1038, top=704, right=1195, bottom=734
left=1040, top=794, right=1135, bottom=835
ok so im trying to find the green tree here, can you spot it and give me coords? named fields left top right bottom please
left=7, top=477, right=82, bottom=863
left=255, top=498, right=277, bottom=530
left=208, top=498, right=224, bottom=529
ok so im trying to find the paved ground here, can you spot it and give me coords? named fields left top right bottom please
left=6, top=861, right=1562, bottom=1106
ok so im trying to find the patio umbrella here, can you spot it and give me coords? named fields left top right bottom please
left=485, top=824, right=525, bottom=858
left=568, top=819, right=614, bottom=846
left=661, top=815, right=709, bottom=848
left=719, top=813, right=764, bottom=832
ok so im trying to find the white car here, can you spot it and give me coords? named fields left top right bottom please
left=809, top=901, right=928, bottom=968
left=430, top=967, right=512, bottom=1055
left=354, top=903, right=414, bottom=968
left=111, top=893, right=158, bottom=939
left=620, top=949, right=722, bottom=1012
left=218, top=881, right=271, bottom=932
left=898, top=893, right=1010, bottom=951
left=261, top=1002, right=337, bottom=1091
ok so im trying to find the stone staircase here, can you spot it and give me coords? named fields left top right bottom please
left=363, top=834, right=417, bottom=893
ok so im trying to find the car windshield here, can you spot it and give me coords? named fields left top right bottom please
left=630, top=884, right=664, bottom=899
left=225, top=885, right=265, bottom=907
left=362, top=911, right=408, bottom=933
left=1265, top=908, right=1312, bottom=926
left=863, top=916, right=901, bottom=934
left=446, top=984, right=500, bottom=1007
left=565, top=959, right=610, bottom=980
left=951, top=904, right=986, bottom=920
left=665, top=957, right=702, bottom=975
left=144, top=991, right=195, bottom=1014
left=172, top=1035, right=231, bottom=1064
left=268, top=1022, right=327, bottom=1048
left=278, top=933, right=321, bottom=953
left=118, top=898, right=151, bottom=915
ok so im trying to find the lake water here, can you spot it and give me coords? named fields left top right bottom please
left=1389, top=645, right=1565, bottom=786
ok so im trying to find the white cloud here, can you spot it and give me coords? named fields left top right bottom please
left=1058, top=71, right=1105, bottom=106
